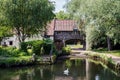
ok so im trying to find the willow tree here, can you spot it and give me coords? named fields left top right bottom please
left=0, top=0, right=55, bottom=43
left=66, top=0, right=120, bottom=50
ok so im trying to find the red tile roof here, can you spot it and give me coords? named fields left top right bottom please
left=55, top=20, right=76, bottom=31
left=46, top=19, right=77, bottom=36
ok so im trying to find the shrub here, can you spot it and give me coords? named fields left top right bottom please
left=62, top=46, right=71, bottom=55
left=43, top=38, right=58, bottom=55
left=0, top=56, right=32, bottom=67
left=20, top=39, right=58, bottom=56
left=20, top=40, right=44, bottom=55
left=32, top=40, right=44, bottom=55
left=43, top=39, right=53, bottom=55
left=0, top=47, right=27, bottom=57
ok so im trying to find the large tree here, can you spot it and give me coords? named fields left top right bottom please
left=0, top=0, right=55, bottom=43
left=66, top=0, right=120, bottom=50
left=0, top=26, right=12, bottom=43
left=55, top=11, right=71, bottom=20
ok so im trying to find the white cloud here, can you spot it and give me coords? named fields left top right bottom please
left=49, top=0, right=67, bottom=13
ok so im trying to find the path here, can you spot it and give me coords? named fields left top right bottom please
left=57, top=49, right=89, bottom=60
left=71, top=49, right=120, bottom=65
left=58, top=48, right=120, bottom=65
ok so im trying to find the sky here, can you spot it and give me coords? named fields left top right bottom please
left=49, top=0, right=67, bottom=13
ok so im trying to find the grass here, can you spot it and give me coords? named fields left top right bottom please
left=67, top=44, right=83, bottom=49
left=105, top=50, right=120, bottom=56
left=93, top=49, right=120, bottom=57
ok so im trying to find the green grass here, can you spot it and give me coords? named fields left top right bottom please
left=67, top=44, right=83, bottom=49
left=93, top=49, right=120, bottom=57
left=105, top=50, right=120, bottom=56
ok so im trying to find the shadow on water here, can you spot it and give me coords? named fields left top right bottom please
left=0, top=59, right=120, bottom=80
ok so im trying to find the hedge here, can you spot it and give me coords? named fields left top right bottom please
left=20, top=40, right=44, bottom=55
left=20, top=39, right=58, bottom=55
left=0, top=46, right=27, bottom=57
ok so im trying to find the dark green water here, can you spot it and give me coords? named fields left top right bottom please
left=0, top=59, right=120, bottom=80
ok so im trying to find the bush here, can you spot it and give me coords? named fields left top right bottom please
left=43, top=39, right=53, bottom=55
left=20, top=39, right=58, bottom=56
left=43, top=39, right=58, bottom=55
left=0, top=56, right=32, bottom=67
left=0, top=47, right=27, bottom=57
left=20, top=40, right=44, bottom=55
left=62, top=46, right=71, bottom=55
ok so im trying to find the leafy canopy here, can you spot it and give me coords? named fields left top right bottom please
left=66, top=0, right=120, bottom=50
left=0, top=0, right=55, bottom=42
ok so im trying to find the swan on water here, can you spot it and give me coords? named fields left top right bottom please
left=64, top=68, right=69, bottom=75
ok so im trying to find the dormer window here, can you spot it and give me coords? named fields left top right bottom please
left=73, top=23, right=78, bottom=32
left=73, top=27, right=78, bottom=31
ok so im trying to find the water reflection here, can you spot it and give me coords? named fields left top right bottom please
left=0, top=59, right=120, bottom=80
left=95, top=74, right=100, bottom=80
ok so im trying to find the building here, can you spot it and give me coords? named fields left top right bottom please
left=46, top=19, right=83, bottom=50
left=0, top=34, right=42, bottom=48
left=1, top=19, right=84, bottom=49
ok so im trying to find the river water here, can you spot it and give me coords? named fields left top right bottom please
left=0, top=59, right=120, bottom=80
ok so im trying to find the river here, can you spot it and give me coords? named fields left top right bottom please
left=0, top=59, right=119, bottom=80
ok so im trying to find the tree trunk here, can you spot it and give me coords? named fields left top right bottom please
left=17, top=30, right=25, bottom=43
left=83, top=36, right=86, bottom=50
left=83, top=41, right=86, bottom=50
left=107, top=36, right=111, bottom=51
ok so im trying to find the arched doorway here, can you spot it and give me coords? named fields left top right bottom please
left=65, top=39, right=84, bottom=50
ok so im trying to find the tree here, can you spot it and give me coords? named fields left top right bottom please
left=66, top=0, right=120, bottom=50
left=55, top=11, right=71, bottom=20
left=0, top=26, right=12, bottom=43
left=0, top=0, right=55, bottom=43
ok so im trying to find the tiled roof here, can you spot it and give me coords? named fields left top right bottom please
left=55, top=20, right=76, bottom=31
left=46, top=19, right=77, bottom=36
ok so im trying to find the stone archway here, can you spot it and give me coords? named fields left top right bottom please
left=54, top=31, right=85, bottom=50
left=65, top=39, right=84, bottom=50
left=65, top=39, right=83, bottom=45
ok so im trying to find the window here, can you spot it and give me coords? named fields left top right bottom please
left=9, top=41, right=13, bottom=45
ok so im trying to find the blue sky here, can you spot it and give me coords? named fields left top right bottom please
left=49, top=0, right=67, bottom=13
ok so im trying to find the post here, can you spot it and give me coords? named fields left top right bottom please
left=63, top=37, right=65, bottom=47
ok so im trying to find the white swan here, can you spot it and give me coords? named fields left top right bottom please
left=64, top=68, right=69, bottom=75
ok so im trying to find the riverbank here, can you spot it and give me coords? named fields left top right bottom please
left=70, top=50, right=120, bottom=73
left=0, top=56, right=33, bottom=67
left=57, top=49, right=120, bottom=74
left=0, top=55, right=57, bottom=67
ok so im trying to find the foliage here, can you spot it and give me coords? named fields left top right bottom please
left=55, top=11, right=71, bottom=20
left=62, top=46, right=71, bottom=55
left=43, top=38, right=53, bottom=55
left=0, top=46, right=34, bottom=67
left=93, top=49, right=120, bottom=57
left=20, top=39, right=58, bottom=55
left=0, top=46, right=27, bottom=57
left=66, top=0, right=120, bottom=50
left=0, top=56, right=32, bottom=67
left=0, top=26, right=12, bottom=42
left=20, top=40, right=44, bottom=55
left=86, top=24, right=101, bottom=50
left=43, top=38, right=58, bottom=55
left=65, top=60, right=72, bottom=68
left=0, top=0, right=55, bottom=43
